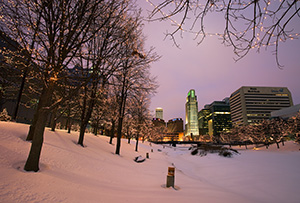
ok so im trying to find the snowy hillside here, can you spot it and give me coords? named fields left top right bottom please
left=1, top=121, right=300, bottom=203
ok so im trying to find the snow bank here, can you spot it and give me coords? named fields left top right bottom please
left=1, top=121, right=300, bottom=203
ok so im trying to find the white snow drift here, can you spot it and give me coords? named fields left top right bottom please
left=1, top=121, right=300, bottom=203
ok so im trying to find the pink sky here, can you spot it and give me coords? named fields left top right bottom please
left=139, top=1, right=300, bottom=121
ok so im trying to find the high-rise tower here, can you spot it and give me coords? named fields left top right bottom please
left=185, top=89, right=199, bottom=137
left=155, top=107, right=163, bottom=120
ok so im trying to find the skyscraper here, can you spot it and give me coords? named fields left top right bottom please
left=185, top=89, right=199, bottom=137
left=155, top=107, right=163, bottom=120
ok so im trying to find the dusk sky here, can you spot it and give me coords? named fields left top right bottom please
left=138, top=1, right=300, bottom=122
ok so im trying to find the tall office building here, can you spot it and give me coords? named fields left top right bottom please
left=230, top=86, right=293, bottom=126
left=198, top=107, right=210, bottom=136
left=185, top=89, right=199, bottom=137
left=155, top=107, right=163, bottom=120
left=198, top=98, right=232, bottom=140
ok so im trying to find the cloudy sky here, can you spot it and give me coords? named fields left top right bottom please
left=138, top=1, right=300, bottom=122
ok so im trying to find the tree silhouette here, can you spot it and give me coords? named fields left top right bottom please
left=146, top=0, right=300, bottom=67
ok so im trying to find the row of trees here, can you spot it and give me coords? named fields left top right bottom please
left=220, top=112, right=300, bottom=148
left=0, top=0, right=159, bottom=172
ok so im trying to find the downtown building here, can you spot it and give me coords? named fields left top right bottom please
left=229, top=86, right=293, bottom=126
left=165, top=118, right=184, bottom=141
left=152, top=118, right=166, bottom=128
left=155, top=107, right=163, bottom=120
left=167, top=118, right=184, bottom=133
left=198, top=98, right=232, bottom=141
left=185, top=89, right=199, bottom=137
left=153, top=107, right=165, bottom=127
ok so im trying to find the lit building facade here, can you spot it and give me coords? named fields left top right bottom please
left=198, top=106, right=210, bottom=136
left=152, top=118, right=166, bottom=128
left=185, top=89, right=199, bottom=137
left=155, top=107, right=163, bottom=120
left=162, top=118, right=185, bottom=141
left=167, top=118, right=184, bottom=133
left=230, top=86, right=293, bottom=126
left=199, top=98, right=232, bottom=140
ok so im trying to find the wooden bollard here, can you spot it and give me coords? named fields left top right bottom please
left=166, top=167, right=175, bottom=187
left=146, top=152, right=149, bottom=159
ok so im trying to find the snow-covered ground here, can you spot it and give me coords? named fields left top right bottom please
left=1, top=121, right=300, bottom=203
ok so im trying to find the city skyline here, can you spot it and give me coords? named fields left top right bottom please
left=152, top=85, right=299, bottom=123
left=139, top=1, right=300, bottom=122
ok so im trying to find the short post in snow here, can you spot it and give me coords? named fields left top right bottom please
left=166, top=167, right=175, bottom=187
left=146, top=152, right=149, bottom=159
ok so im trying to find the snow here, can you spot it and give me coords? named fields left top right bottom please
left=1, top=121, right=300, bottom=203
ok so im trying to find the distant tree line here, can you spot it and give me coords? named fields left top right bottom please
left=220, top=112, right=300, bottom=148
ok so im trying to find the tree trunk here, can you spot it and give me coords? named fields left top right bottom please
left=13, top=65, right=28, bottom=121
left=109, top=120, right=115, bottom=144
left=135, top=133, right=139, bottom=152
left=276, top=141, right=280, bottom=149
left=24, top=84, right=53, bottom=172
left=50, top=108, right=57, bottom=131
left=26, top=100, right=43, bottom=141
left=128, top=137, right=130, bottom=144
left=24, top=111, right=47, bottom=172
left=67, top=120, right=72, bottom=134
left=115, top=94, right=127, bottom=155
left=115, top=72, right=129, bottom=155
left=26, top=114, right=37, bottom=141
left=78, top=84, right=97, bottom=146
left=79, top=101, right=97, bottom=145
left=93, top=120, right=99, bottom=135
left=78, top=87, right=87, bottom=146
left=115, top=116, right=123, bottom=155
left=93, top=127, right=97, bottom=135
left=78, top=120, right=86, bottom=147
left=66, top=103, right=71, bottom=132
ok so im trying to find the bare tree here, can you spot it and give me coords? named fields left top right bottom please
left=146, top=0, right=300, bottom=67
left=220, top=125, right=241, bottom=145
left=75, top=1, right=143, bottom=147
left=123, top=113, right=135, bottom=144
left=223, top=117, right=293, bottom=149
left=113, top=52, right=158, bottom=154
left=128, top=93, right=153, bottom=152
left=105, top=91, right=119, bottom=144
left=111, top=12, right=159, bottom=155
left=149, top=123, right=168, bottom=142
left=0, top=0, right=121, bottom=172
left=286, top=111, right=300, bottom=142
